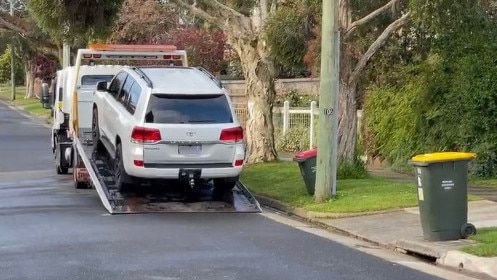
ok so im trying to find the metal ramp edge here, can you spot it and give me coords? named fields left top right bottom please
left=74, top=137, right=114, bottom=213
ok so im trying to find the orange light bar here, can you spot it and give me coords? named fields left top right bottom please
left=88, top=44, right=178, bottom=52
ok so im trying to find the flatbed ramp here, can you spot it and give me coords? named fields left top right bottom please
left=74, top=138, right=262, bottom=214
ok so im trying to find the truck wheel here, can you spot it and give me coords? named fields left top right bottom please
left=55, top=146, right=68, bottom=174
left=114, top=143, right=133, bottom=193
left=92, top=108, right=103, bottom=153
left=57, top=165, right=69, bottom=175
left=213, top=177, right=237, bottom=199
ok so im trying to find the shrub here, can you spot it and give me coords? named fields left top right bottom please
left=275, top=126, right=310, bottom=153
left=0, top=47, right=24, bottom=85
left=275, top=89, right=319, bottom=107
left=337, top=156, right=368, bottom=179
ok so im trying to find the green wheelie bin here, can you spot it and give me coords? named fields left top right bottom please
left=293, top=148, right=318, bottom=195
left=410, top=152, right=477, bottom=241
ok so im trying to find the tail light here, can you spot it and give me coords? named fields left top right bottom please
left=220, top=126, right=244, bottom=143
left=234, top=159, right=244, bottom=167
left=131, top=126, right=162, bottom=144
left=134, top=160, right=144, bottom=167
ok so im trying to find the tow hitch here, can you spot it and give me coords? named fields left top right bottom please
left=179, top=169, right=202, bottom=188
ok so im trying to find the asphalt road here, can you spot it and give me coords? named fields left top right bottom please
left=0, top=101, right=452, bottom=280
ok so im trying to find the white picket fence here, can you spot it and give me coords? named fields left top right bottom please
left=234, top=100, right=363, bottom=150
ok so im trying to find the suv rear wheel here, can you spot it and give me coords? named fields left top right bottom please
left=92, top=108, right=103, bottom=153
left=213, top=177, right=238, bottom=199
left=114, top=143, right=133, bottom=193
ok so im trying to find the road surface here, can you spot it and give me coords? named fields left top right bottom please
left=0, top=101, right=482, bottom=280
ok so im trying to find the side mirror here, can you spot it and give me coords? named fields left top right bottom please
left=96, top=81, right=108, bottom=91
left=40, top=83, right=52, bottom=109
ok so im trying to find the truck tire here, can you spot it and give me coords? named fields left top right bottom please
left=114, top=143, right=133, bottom=193
left=55, top=140, right=68, bottom=175
left=57, top=165, right=69, bottom=175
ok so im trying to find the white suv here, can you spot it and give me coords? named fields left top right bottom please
left=92, top=66, right=245, bottom=194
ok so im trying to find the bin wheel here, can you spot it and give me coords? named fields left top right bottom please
left=460, top=223, right=477, bottom=239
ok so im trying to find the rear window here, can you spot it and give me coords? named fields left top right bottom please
left=81, top=75, right=115, bottom=87
left=145, top=94, right=233, bottom=124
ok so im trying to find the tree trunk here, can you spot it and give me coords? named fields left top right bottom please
left=24, top=62, right=36, bottom=99
left=335, top=39, right=358, bottom=162
left=24, top=62, right=32, bottom=98
left=230, top=37, right=277, bottom=163
left=338, top=81, right=357, bottom=161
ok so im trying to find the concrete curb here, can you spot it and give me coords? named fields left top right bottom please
left=441, top=251, right=497, bottom=278
left=254, top=193, right=497, bottom=279
left=254, top=194, right=401, bottom=248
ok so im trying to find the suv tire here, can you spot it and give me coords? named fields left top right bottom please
left=114, top=143, right=133, bottom=193
left=213, top=177, right=238, bottom=199
left=92, top=108, right=104, bottom=153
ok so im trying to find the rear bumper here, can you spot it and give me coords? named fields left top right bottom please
left=124, top=163, right=243, bottom=179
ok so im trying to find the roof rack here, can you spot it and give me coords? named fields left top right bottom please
left=196, top=67, right=223, bottom=89
left=131, top=67, right=153, bottom=88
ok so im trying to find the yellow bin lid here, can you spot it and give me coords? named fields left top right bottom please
left=411, top=152, right=476, bottom=163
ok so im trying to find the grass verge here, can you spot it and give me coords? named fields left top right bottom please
left=461, top=227, right=497, bottom=257
left=240, top=161, right=419, bottom=213
left=0, top=84, right=51, bottom=120
left=470, top=178, right=497, bottom=189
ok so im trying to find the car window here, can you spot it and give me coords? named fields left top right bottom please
left=81, top=75, right=114, bottom=87
left=128, top=82, right=142, bottom=112
left=119, top=76, right=134, bottom=104
left=108, top=72, right=127, bottom=98
left=145, top=94, right=233, bottom=124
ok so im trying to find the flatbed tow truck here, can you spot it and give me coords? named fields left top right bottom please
left=43, top=44, right=261, bottom=214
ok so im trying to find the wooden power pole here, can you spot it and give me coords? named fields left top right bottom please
left=314, top=0, right=340, bottom=202
left=9, top=0, right=15, bottom=101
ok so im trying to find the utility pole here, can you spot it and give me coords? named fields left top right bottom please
left=63, top=43, right=71, bottom=68
left=9, top=0, right=15, bottom=101
left=314, top=0, right=340, bottom=202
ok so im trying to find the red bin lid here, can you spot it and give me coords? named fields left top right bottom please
left=294, top=148, right=318, bottom=160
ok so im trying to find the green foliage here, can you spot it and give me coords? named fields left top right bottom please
left=275, top=126, right=311, bottom=153
left=109, top=0, right=177, bottom=44
left=275, top=89, right=319, bottom=107
left=338, top=157, right=369, bottom=180
left=364, top=9, right=497, bottom=177
left=265, top=6, right=307, bottom=69
left=409, top=0, right=489, bottom=34
left=264, top=0, right=319, bottom=76
left=28, top=0, right=124, bottom=42
left=0, top=47, right=24, bottom=85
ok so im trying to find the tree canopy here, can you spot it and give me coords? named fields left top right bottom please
left=27, top=0, right=124, bottom=44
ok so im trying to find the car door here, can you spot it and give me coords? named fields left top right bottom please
left=101, top=72, right=127, bottom=141
left=107, top=75, right=134, bottom=147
